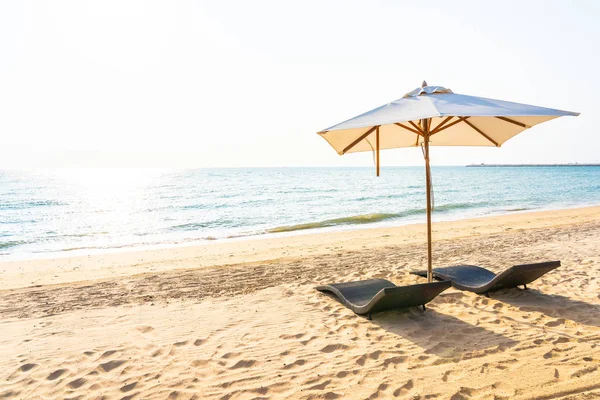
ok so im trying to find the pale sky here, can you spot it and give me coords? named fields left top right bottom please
left=0, top=0, right=597, bottom=168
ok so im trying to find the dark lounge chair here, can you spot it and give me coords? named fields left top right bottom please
left=411, top=261, right=560, bottom=296
left=315, top=279, right=451, bottom=319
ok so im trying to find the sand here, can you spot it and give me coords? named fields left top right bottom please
left=1, top=206, right=600, bottom=399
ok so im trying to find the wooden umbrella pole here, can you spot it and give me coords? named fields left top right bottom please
left=423, top=118, right=433, bottom=282
left=376, top=126, right=380, bottom=177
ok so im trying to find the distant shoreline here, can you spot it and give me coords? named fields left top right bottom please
left=466, top=163, right=600, bottom=167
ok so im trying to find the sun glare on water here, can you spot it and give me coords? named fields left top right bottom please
left=32, top=168, right=175, bottom=250
left=47, top=168, right=167, bottom=207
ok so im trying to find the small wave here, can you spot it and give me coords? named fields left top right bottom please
left=0, top=200, right=65, bottom=210
left=169, top=222, right=211, bottom=231
left=0, top=240, right=29, bottom=250
left=180, top=204, right=207, bottom=210
left=267, top=212, right=418, bottom=234
left=267, top=202, right=491, bottom=234
left=434, top=201, right=490, bottom=212
left=180, top=203, right=231, bottom=210
left=505, top=207, right=531, bottom=212
left=29, top=200, right=64, bottom=207
left=66, top=231, right=110, bottom=238
left=168, top=218, right=239, bottom=231
left=351, top=193, right=415, bottom=202
left=40, top=231, right=109, bottom=239
left=32, top=242, right=153, bottom=253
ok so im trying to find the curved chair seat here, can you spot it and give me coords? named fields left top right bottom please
left=316, top=278, right=451, bottom=318
left=411, top=261, right=560, bottom=295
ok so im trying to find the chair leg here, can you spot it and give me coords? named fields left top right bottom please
left=422, top=304, right=426, bottom=311
left=367, top=313, right=372, bottom=321
left=523, top=284, right=528, bottom=290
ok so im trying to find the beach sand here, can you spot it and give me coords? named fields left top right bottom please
left=1, top=206, right=600, bottom=399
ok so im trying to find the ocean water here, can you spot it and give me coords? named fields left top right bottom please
left=0, top=167, right=599, bottom=260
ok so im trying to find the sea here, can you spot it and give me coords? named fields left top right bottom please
left=1, top=167, right=599, bottom=260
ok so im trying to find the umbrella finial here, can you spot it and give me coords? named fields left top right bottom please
left=422, top=80, right=428, bottom=88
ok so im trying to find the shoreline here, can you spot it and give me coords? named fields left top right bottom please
left=1, top=205, right=599, bottom=290
left=2, top=201, right=598, bottom=264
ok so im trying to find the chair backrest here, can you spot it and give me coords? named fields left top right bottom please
left=490, top=261, right=561, bottom=291
left=368, top=281, right=451, bottom=313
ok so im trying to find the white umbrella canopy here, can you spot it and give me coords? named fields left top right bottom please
left=317, top=82, right=579, bottom=282
left=319, top=84, right=579, bottom=154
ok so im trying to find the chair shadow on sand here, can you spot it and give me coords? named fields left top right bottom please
left=489, top=288, right=600, bottom=328
left=369, top=308, right=519, bottom=358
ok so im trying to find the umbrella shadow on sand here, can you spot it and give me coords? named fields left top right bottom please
left=490, top=289, right=600, bottom=328
left=369, top=308, right=518, bottom=358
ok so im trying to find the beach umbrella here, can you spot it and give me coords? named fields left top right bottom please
left=317, top=82, right=579, bottom=282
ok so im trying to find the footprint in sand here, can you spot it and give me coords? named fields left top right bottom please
left=191, top=359, right=210, bottom=367
left=279, top=333, right=305, bottom=340
left=100, top=350, right=118, bottom=358
left=552, top=336, right=570, bottom=345
left=19, top=363, right=37, bottom=373
left=47, top=369, right=68, bottom=381
left=383, top=356, right=408, bottom=368
left=490, top=381, right=516, bottom=398
left=230, top=359, right=257, bottom=369
left=571, top=365, right=598, bottom=378
left=67, top=378, right=86, bottom=389
left=451, top=385, right=488, bottom=399
left=307, top=379, right=331, bottom=391
left=393, top=379, right=413, bottom=397
left=99, top=359, right=126, bottom=372
left=366, top=383, right=390, bottom=399
left=135, top=325, right=154, bottom=334
left=151, top=349, right=163, bottom=357
left=283, top=359, right=306, bottom=370
left=545, top=318, right=566, bottom=327
left=442, top=370, right=463, bottom=382
left=367, top=350, right=383, bottom=360
left=299, top=336, right=317, bottom=346
left=120, top=381, right=138, bottom=392
left=320, top=344, right=349, bottom=353
left=336, top=370, right=349, bottom=378
left=193, top=339, right=206, bottom=346
left=544, top=345, right=575, bottom=359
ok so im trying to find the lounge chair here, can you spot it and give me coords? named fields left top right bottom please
left=315, top=279, right=451, bottom=319
left=411, top=261, right=560, bottom=296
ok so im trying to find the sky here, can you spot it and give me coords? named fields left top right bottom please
left=0, top=0, right=598, bottom=168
